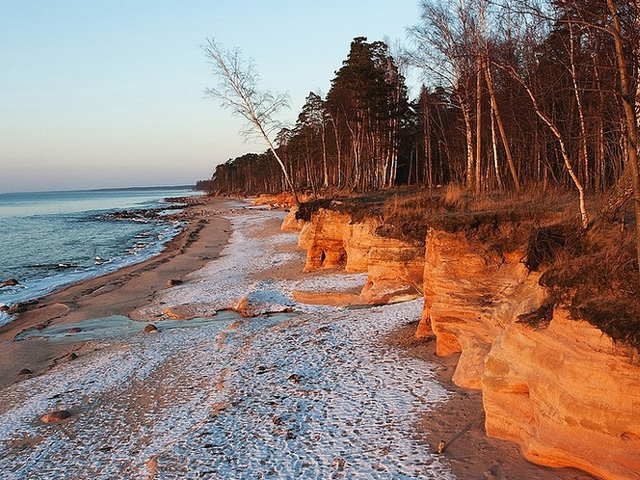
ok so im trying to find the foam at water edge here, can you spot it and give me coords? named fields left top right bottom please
left=0, top=220, right=183, bottom=321
left=0, top=310, right=13, bottom=329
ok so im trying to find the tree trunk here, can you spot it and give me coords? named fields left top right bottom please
left=475, top=55, right=483, bottom=195
left=607, top=0, right=640, bottom=281
left=458, top=91, right=475, bottom=189
left=568, top=20, right=590, bottom=189
left=502, top=64, right=588, bottom=228
left=485, top=60, right=519, bottom=191
left=490, top=107, right=503, bottom=189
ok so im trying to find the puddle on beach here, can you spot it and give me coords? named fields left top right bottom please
left=12, top=311, right=292, bottom=343
left=14, top=311, right=297, bottom=343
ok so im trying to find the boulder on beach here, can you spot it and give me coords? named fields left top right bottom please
left=41, top=410, right=72, bottom=424
left=143, top=324, right=159, bottom=334
left=163, top=304, right=217, bottom=320
left=1, top=278, right=19, bottom=288
left=7, top=303, right=27, bottom=314
left=7, top=299, right=38, bottom=314
left=233, top=291, right=295, bottom=317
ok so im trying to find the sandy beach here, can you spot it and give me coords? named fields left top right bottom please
left=0, top=197, right=233, bottom=389
left=0, top=199, right=595, bottom=479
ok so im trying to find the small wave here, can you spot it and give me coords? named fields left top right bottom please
left=56, top=263, right=78, bottom=270
left=0, top=310, right=13, bottom=329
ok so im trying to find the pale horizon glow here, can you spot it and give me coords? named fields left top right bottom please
left=0, top=1, right=420, bottom=193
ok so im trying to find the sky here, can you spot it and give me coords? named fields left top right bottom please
left=0, top=1, right=422, bottom=193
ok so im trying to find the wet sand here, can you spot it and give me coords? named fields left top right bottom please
left=0, top=197, right=234, bottom=389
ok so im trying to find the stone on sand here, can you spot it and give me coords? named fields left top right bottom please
left=41, top=410, right=72, bottom=423
left=142, top=324, right=159, bottom=334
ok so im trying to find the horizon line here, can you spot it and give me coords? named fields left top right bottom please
left=0, top=184, right=198, bottom=196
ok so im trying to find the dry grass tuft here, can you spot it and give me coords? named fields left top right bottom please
left=443, top=183, right=468, bottom=208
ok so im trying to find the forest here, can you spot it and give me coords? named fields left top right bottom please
left=206, top=1, right=640, bottom=225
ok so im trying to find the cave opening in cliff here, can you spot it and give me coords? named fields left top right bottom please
left=337, top=248, right=347, bottom=266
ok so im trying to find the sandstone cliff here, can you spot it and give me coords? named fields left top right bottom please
left=419, top=227, right=640, bottom=479
left=287, top=200, right=640, bottom=479
left=484, top=309, right=640, bottom=480
left=293, top=207, right=424, bottom=305
left=419, top=229, right=545, bottom=388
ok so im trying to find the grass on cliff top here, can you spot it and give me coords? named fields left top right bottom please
left=296, top=185, right=640, bottom=351
left=297, top=184, right=573, bottom=247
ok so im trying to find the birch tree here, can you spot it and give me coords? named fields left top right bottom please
left=202, top=39, right=301, bottom=206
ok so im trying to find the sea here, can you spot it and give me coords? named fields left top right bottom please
left=0, top=186, right=202, bottom=327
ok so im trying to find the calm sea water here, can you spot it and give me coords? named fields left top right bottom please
left=0, top=186, right=201, bottom=325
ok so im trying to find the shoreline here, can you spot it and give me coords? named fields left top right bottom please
left=0, top=200, right=597, bottom=479
left=0, top=196, right=236, bottom=389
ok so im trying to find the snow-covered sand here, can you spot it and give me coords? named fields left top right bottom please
left=0, top=207, right=453, bottom=479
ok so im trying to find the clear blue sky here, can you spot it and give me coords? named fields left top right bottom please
left=0, top=1, right=421, bottom=193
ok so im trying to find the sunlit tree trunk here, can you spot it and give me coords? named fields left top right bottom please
left=607, top=0, right=640, bottom=281
left=568, top=19, right=590, bottom=189
left=505, top=66, right=588, bottom=229
left=490, top=106, right=503, bottom=189
left=484, top=60, right=519, bottom=191
left=475, top=54, right=483, bottom=194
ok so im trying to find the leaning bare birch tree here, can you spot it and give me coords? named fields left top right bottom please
left=202, top=39, right=300, bottom=206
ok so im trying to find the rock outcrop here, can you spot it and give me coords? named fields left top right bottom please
left=419, top=227, right=640, bottom=479
left=289, top=200, right=640, bottom=478
left=421, top=229, right=544, bottom=389
left=298, top=209, right=356, bottom=271
left=233, top=291, right=295, bottom=317
left=483, top=310, right=640, bottom=480
left=359, top=234, right=424, bottom=304
left=295, top=208, right=424, bottom=305
left=252, top=192, right=305, bottom=209
left=281, top=206, right=304, bottom=232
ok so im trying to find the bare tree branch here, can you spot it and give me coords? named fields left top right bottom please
left=202, top=38, right=300, bottom=205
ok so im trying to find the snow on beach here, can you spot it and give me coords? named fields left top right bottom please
left=0, top=207, right=454, bottom=479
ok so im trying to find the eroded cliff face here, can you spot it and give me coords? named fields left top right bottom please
left=483, top=310, right=640, bottom=480
left=297, top=209, right=356, bottom=271
left=281, top=206, right=304, bottom=232
left=421, top=229, right=545, bottom=389
left=294, top=208, right=423, bottom=304
left=290, top=203, right=640, bottom=478
left=420, top=228, right=640, bottom=479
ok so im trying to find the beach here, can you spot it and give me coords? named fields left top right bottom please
left=0, top=197, right=232, bottom=390
left=0, top=198, right=594, bottom=479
